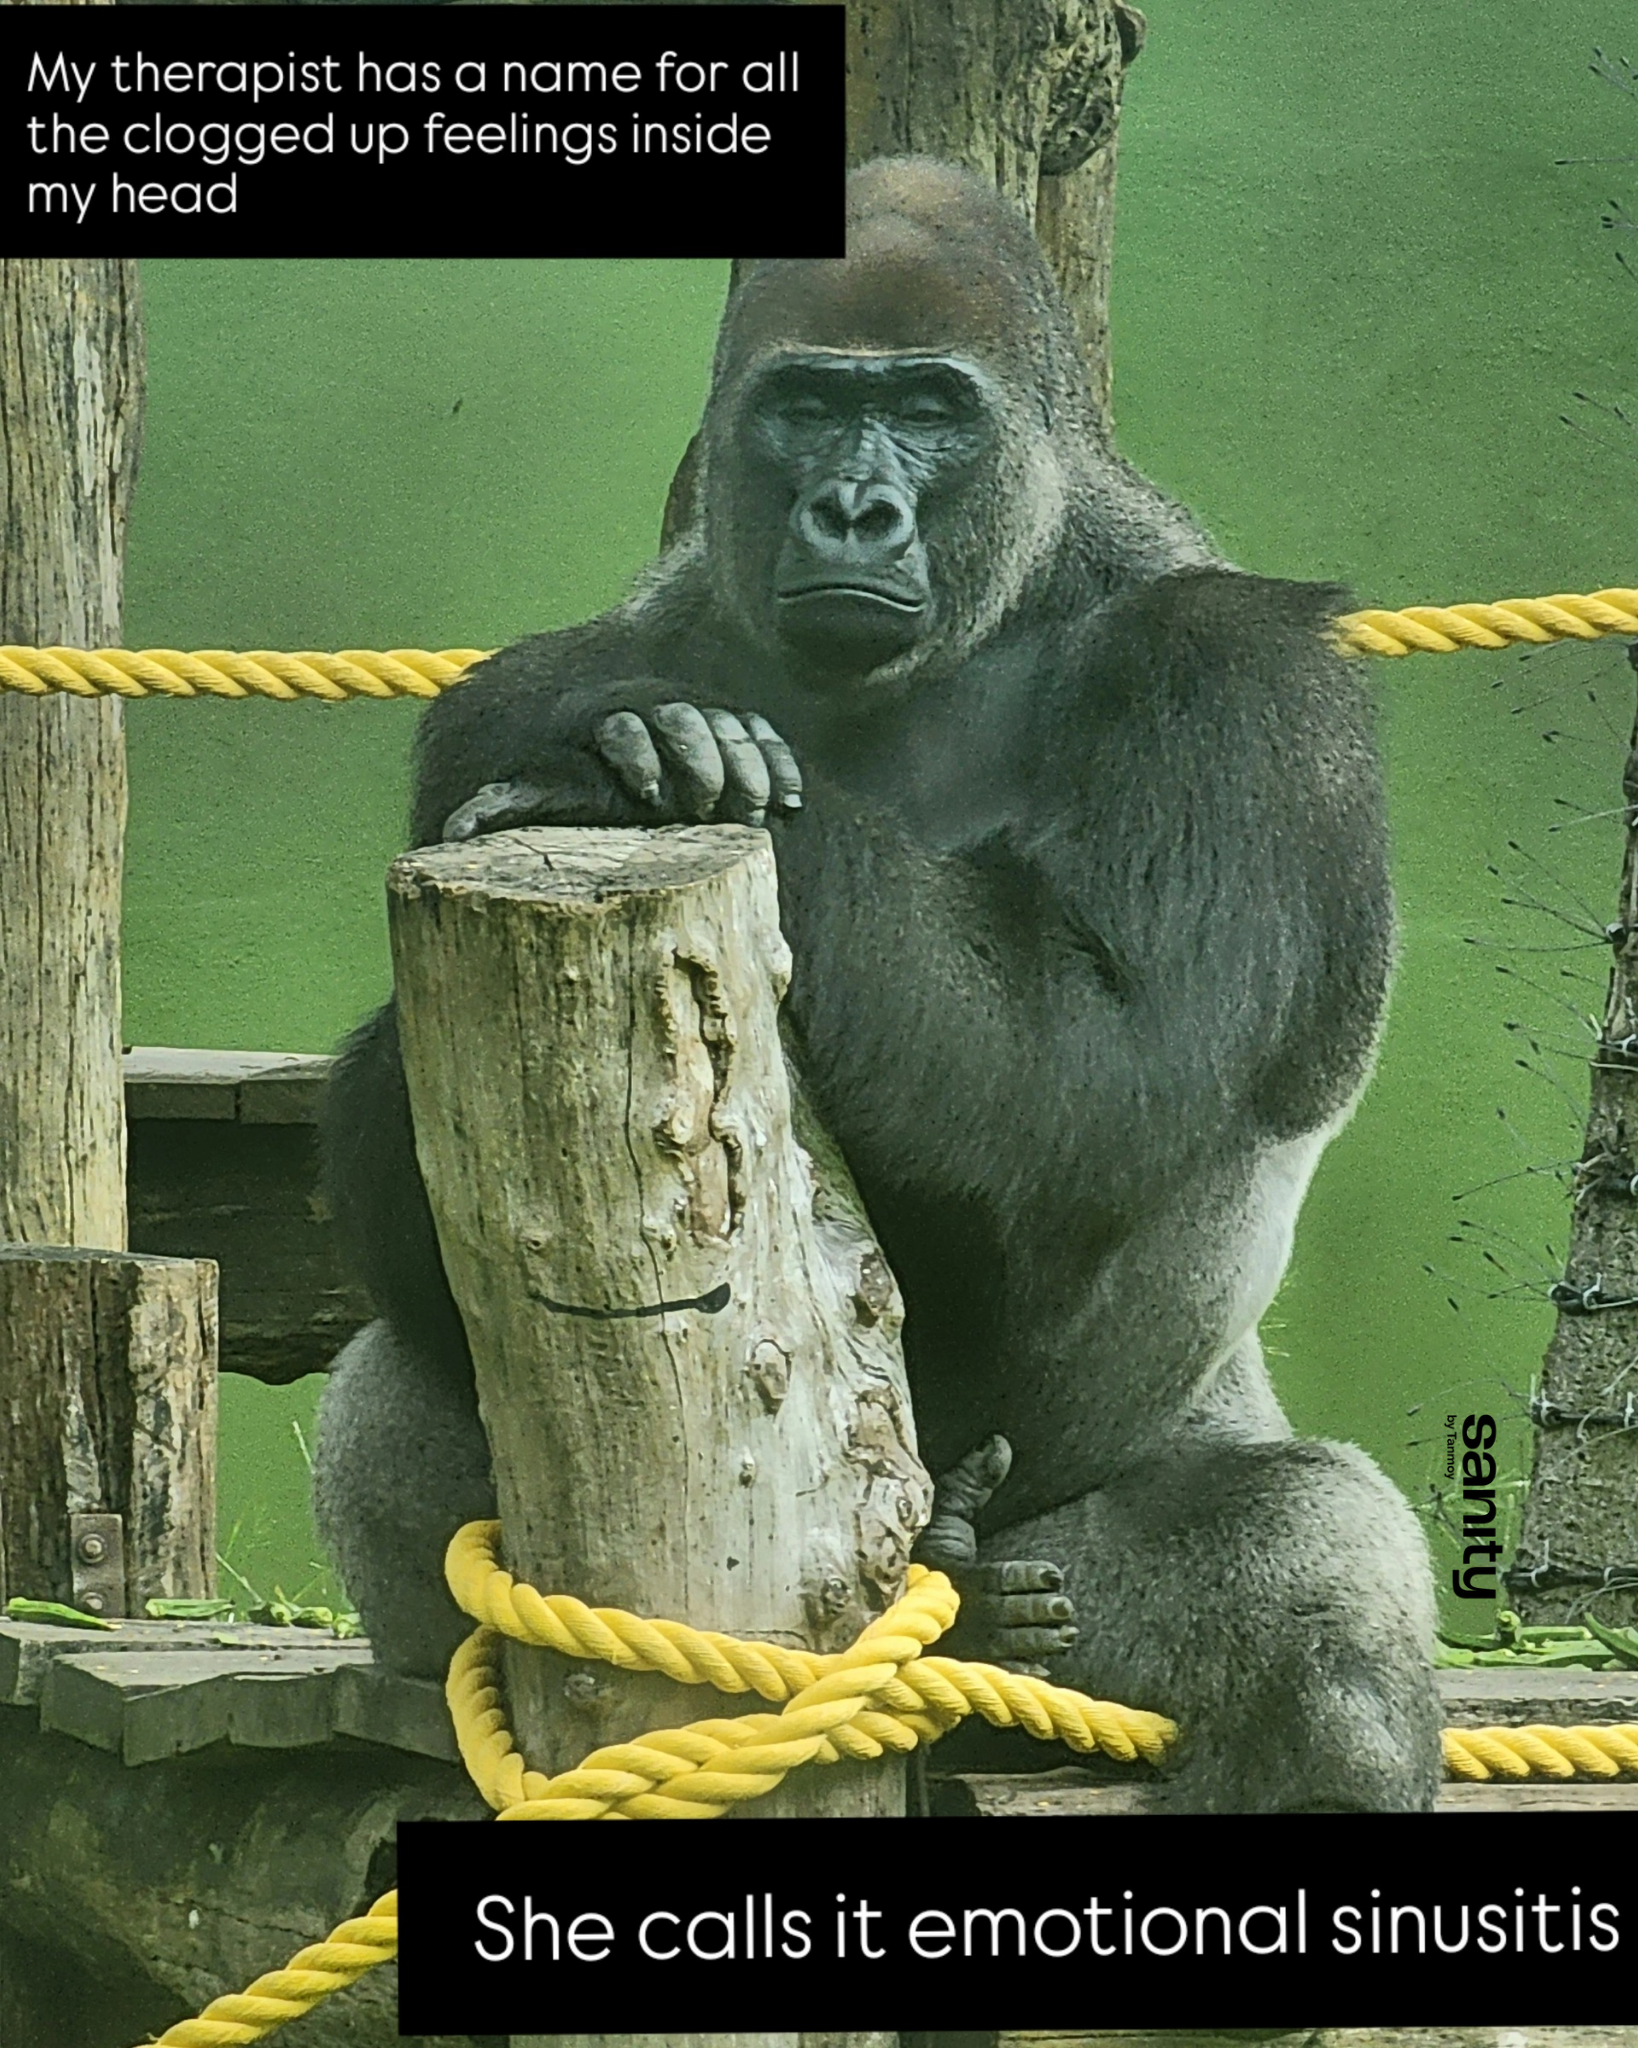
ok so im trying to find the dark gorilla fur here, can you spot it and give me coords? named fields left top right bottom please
left=315, top=158, right=1441, bottom=1813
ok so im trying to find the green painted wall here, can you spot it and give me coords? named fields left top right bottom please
left=119, top=1, right=1637, bottom=1614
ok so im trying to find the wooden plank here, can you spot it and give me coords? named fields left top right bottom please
left=932, top=1767, right=1638, bottom=1815
left=0, top=1615, right=355, bottom=1706
left=123, top=1046, right=331, bottom=1125
left=38, top=1641, right=371, bottom=1763
left=331, top=1660, right=461, bottom=1764
left=1438, top=1665, right=1638, bottom=1723
left=0, top=1246, right=217, bottom=1614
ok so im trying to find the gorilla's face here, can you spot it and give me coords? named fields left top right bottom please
left=737, top=352, right=996, bottom=674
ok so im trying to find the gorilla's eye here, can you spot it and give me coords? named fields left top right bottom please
left=897, top=392, right=956, bottom=425
left=779, top=393, right=834, bottom=424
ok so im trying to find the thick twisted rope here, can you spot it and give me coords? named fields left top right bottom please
left=139, top=1895, right=399, bottom=2046
left=0, top=646, right=485, bottom=700
left=1337, top=588, right=1638, bottom=656
left=139, top=1520, right=1638, bottom=2043
left=137, top=1531, right=1173, bottom=2044
left=445, top=1520, right=1175, bottom=1821
left=1442, top=1721, right=1638, bottom=1782
left=12, top=588, right=1638, bottom=709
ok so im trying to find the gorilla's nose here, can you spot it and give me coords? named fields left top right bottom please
left=793, top=478, right=917, bottom=565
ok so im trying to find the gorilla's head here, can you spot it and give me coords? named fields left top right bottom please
left=696, top=160, right=1103, bottom=683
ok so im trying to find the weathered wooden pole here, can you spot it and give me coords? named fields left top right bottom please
left=0, top=259, right=219, bottom=1620
left=389, top=825, right=924, bottom=2043
left=1514, top=646, right=1638, bottom=1626
left=0, top=258, right=139, bottom=1252
left=846, top=0, right=1144, bottom=426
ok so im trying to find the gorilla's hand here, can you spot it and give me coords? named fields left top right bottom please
left=443, top=779, right=559, bottom=842
left=439, top=702, right=803, bottom=842
left=913, top=1434, right=1077, bottom=1673
left=594, top=705, right=802, bottom=827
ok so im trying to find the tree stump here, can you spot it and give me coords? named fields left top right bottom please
left=388, top=825, right=931, bottom=1798
left=0, top=1246, right=217, bottom=1613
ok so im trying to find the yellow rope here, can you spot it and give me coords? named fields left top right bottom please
left=1336, top=588, right=1638, bottom=656
left=1442, top=1721, right=1638, bottom=1782
left=0, top=646, right=486, bottom=700
left=138, top=1533, right=1171, bottom=2044
left=140, top=1894, right=398, bottom=2046
left=444, top=1521, right=1175, bottom=1820
left=7, top=588, right=1638, bottom=709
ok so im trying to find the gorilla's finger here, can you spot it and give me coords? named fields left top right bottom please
left=744, top=714, right=803, bottom=810
left=964, top=1559, right=1066, bottom=1598
left=596, top=712, right=664, bottom=806
left=987, top=1624, right=1078, bottom=1660
left=935, top=1435, right=1013, bottom=1522
left=442, top=779, right=553, bottom=843
left=990, top=1593, right=1074, bottom=1628
left=704, top=709, right=771, bottom=824
left=650, top=702, right=726, bottom=817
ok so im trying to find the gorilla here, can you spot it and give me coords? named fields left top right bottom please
left=315, top=157, right=1442, bottom=1813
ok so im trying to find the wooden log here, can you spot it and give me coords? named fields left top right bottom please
left=389, top=826, right=931, bottom=1812
left=0, top=256, right=143, bottom=1252
left=392, top=825, right=920, bottom=2048
left=0, top=1709, right=485, bottom=2048
left=0, top=1246, right=217, bottom=1615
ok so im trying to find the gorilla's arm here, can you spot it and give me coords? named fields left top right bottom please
left=320, top=1000, right=471, bottom=1377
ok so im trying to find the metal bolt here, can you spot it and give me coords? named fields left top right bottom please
left=77, top=1532, right=106, bottom=1563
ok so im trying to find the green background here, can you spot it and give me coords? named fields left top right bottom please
left=117, top=1, right=1638, bottom=1613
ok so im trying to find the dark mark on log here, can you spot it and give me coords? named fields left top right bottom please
left=531, top=1280, right=732, bottom=1320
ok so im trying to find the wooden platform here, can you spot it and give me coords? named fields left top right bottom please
left=6, top=1614, right=1637, bottom=1808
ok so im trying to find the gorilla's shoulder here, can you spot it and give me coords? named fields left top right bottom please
left=1101, top=565, right=1351, bottom=656
left=1070, top=567, right=1363, bottom=721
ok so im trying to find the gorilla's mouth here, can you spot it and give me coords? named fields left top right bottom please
left=777, top=581, right=927, bottom=615
left=774, top=583, right=930, bottom=665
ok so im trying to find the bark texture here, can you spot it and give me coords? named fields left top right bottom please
left=0, top=257, right=143, bottom=1252
left=0, top=1246, right=217, bottom=1612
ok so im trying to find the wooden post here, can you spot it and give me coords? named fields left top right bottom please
left=391, top=827, right=920, bottom=2048
left=0, top=1247, right=218, bottom=1612
left=846, top=0, right=1143, bottom=425
left=1515, top=652, right=1638, bottom=1625
left=0, top=259, right=220, bottom=1610
left=0, top=258, right=142, bottom=1252
left=389, top=825, right=930, bottom=1779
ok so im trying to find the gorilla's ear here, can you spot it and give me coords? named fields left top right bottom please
left=1116, top=5, right=1147, bottom=66
left=661, top=430, right=702, bottom=550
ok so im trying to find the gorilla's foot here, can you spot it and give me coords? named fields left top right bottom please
left=914, top=1435, right=1077, bottom=1671
left=1000, top=1435, right=1443, bottom=1811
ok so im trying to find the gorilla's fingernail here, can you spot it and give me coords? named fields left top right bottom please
left=748, top=808, right=766, bottom=828
left=782, top=793, right=803, bottom=811
left=640, top=780, right=662, bottom=805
